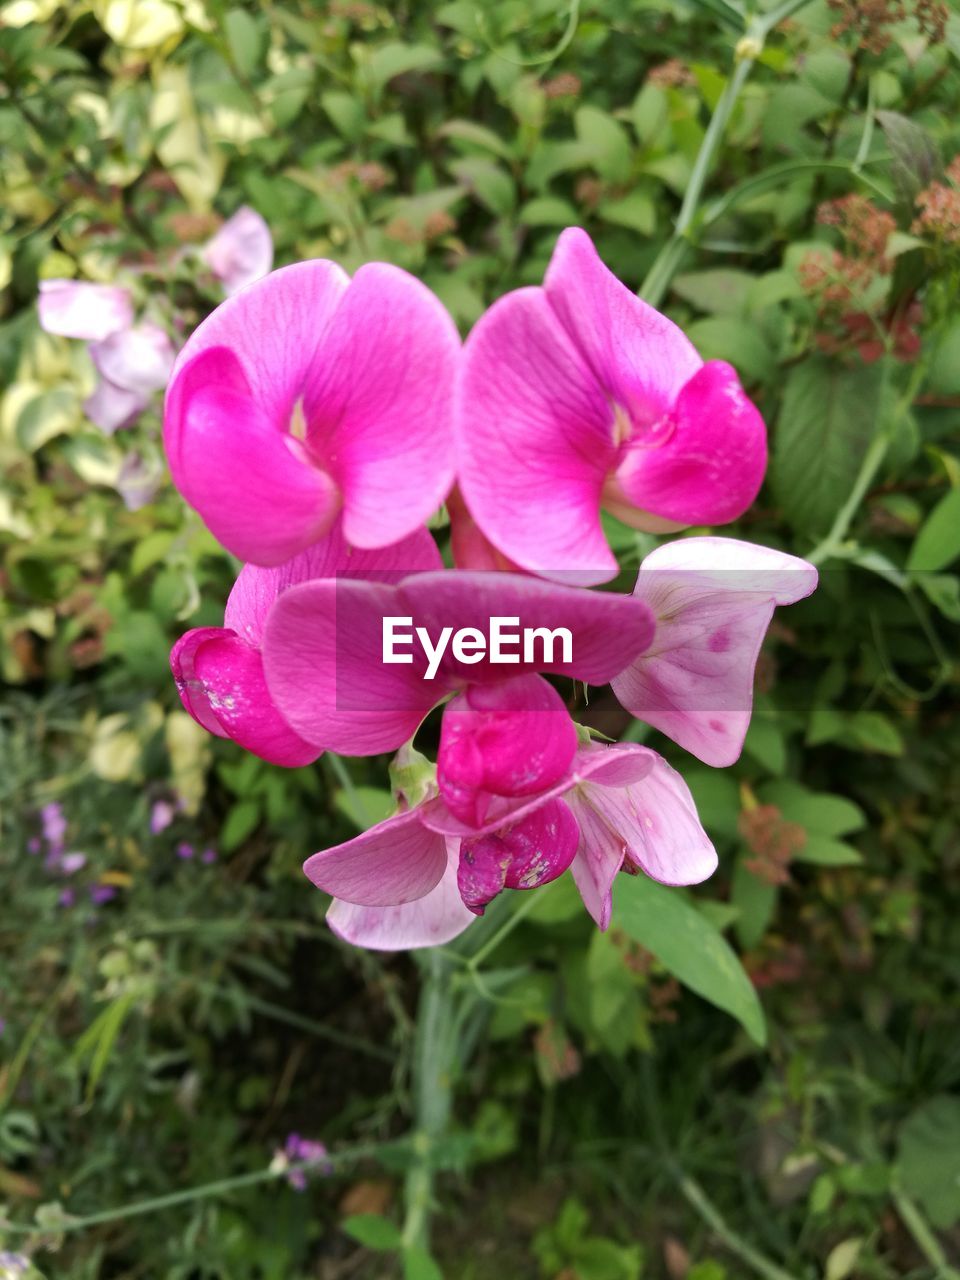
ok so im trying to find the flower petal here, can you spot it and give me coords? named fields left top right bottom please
left=303, top=808, right=448, bottom=905
left=613, top=361, right=767, bottom=527
left=303, top=263, right=459, bottom=549
left=545, top=227, right=701, bottom=425
left=171, top=627, right=318, bottom=767
left=457, top=796, right=580, bottom=913
left=38, top=280, right=133, bottom=341
left=438, top=674, right=577, bottom=826
left=327, top=845, right=473, bottom=950
left=457, top=287, right=618, bottom=584
left=262, top=579, right=442, bottom=754
left=84, top=378, right=147, bottom=434
left=90, top=323, right=176, bottom=395
left=169, top=346, right=341, bottom=565
left=203, top=206, right=273, bottom=296
left=612, top=537, right=818, bottom=766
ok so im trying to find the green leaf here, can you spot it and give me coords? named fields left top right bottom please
left=518, top=196, right=579, bottom=227
left=333, top=786, right=394, bottom=831
left=220, top=799, right=261, bottom=852
left=321, top=90, right=365, bottom=140
left=403, top=1246, right=444, bottom=1280
left=364, top=43, right=445, bottom=93
left=224, top=9, right=263, bottom=78
left=575, top=106, right=632, bottom=183
left=686, top=316, right=774, bottom=383
left=876, top=110, right=940, bottom=204
left=794, top=836, right=863, bottom=867
left=731, top=857, right=778, bottom=950
left=673, top=269, right=754, bottom=315
left=73, top=993, right=136, bottom=1102
left=613, top=876, right=767, bottom=1045
left=907, top=489, right=960, bottom=571
left=759, top=781, right=866, bottom=836
left=342, top=1213, right=402, bottom=1250
left=597, top=191, right=656, bottom=236
left=896, top=1096, right=960, bottom=1228
left=771, top=358, right=885, bottom=536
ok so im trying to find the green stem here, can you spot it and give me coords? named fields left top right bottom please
left=671, top=1167, right=801, bottom=1280
left=402, top=949, right=459, bottom=1252
left=892, top=1188, right=960, bottom=1280
left=0, top=1143, right=394, bottom=1236
left=467, top=892, right=541, bottom=970
left=807, top=431, right=890, bottom=566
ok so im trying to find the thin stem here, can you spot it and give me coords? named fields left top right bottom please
left=893, top=1188, right=960, bottom=1280
left=467, top=892, right=541, bottom=970
left=807, top=432, right=890, bottom=566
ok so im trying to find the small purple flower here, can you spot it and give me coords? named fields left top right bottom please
left=201, top=847, right=217, bottom=865
left=0, top=1254, right=30, bottom=1279
left=176, top=842, right=194, bottom=860
left=0, top=1017, right=6, bottom=1038
left=58, top=888, right=76, bottom=908
left=281, top=1132, right=331, bottom=1190
left=90, top=885, right=117, bottom=905
left=27, top=837, right=41, bottom=855
left=150, top=800, right=176, bottom=835
left=40, top=802, right=67, bottom=849
left=60, top=851, right=87, bottom=876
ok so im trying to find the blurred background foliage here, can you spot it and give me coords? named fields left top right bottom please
left=1, top=0, right=960, bottom=1276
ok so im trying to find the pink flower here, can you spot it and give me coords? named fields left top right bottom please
left=38, top=280, right=134, bottom=341
left=203, top=206, right=274, bottom=296
left=163, top=258, right=460, bottom=565
left=261, top=569, right=655, bottom=801
left=457, top=228, right=769, bottom=584
left=612, top=537, right=818, bottom=766
left=171, top=518, right=442, bottom=767
left=310, top=743, right=716, bottom=949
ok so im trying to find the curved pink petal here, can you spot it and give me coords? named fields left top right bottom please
left=612, top=361, right=767, bottom=527
left=303, top=807, right=447, bottom=906
left=437, top=674, right=577, bottom=826
left=171, top=347, right=340, bottom=565
left=171, top=627, right=318, bottom=767
left=447, top=486, right=521, bottom=572
left=224, top=519, right=442, bottom=646
left=327, top=845, right=473, bottom=950
left=84, top=378, right=147, bottom=434
left=90, top=323, right=175, bottom=395
left=457, top=796, right=580, bottom=914
left=262, top=579, right=442, bottom=755
left=612, top=537, right=818, bottom=766
left=545, top=227, right=701, bottom=427
left=457, top=287, right=619, bottom=585
left=38, top=280, right=133, bottom=341
left=398, top=571, right=655, bottom=685
left=303, top=263, right=459, bottom=549
left=203, top=206, right=274, bottom=296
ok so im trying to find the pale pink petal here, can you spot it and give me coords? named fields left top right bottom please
left=170, top=346, right=341, bottom=565
left=84, top=378, right=147, bottom=434
left=171, top=627, right=318, bottom=767
left=116, top=451, right=162, bottom=510
left=567, top=802, right=627, bottom=931
left=303, top=808, right=447, bottom=905
left=545, top=227, right=701, bottom=427
left=457, top=796, right=580, bottom=913
left=457, top=287, right=619, bottom=584
left=612, top=537, right=818, bottom=766
left=90, top=323, right=176, bottom=395
left=327, top=845, right=473, bottom=950
left=224, top=519, right=442, bottom=646
left=303, top=263, right=459, bottom=549
left=437, top=674, right=577, bottom=826
left=262, top=579, right=442, bottom=755
left=203, top=206, right=274, bottom=296
left=167, top=260, right=350, bottom=427
left=612, top=361, right=767, bottom=527
left=398, top=571, right=655, bottom=685
left=38, top=280, right=133, bottom=341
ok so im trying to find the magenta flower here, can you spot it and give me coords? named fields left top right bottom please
left=261, top=569, right=655, bottom=812
left=171, top=518, right=441, bottom=767
left=457, top=228, right=769, bottom=584
left=612, top=537, right=818, bottom=766
left=203, top=206, right=273, bottom=296
left=310, top=743, right=716, bottom=949
left=163, top=258, right=460, bottom=565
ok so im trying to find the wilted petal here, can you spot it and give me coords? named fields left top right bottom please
left=203, top=206, right=273, bottom=296
left=327, top=845, right=473, bottom=949
left=116, top=451, right=162, bottom=510
left=613, top=361, right=767, bottom=527
left=171, top=627, right=318, bottom=767
left=438, top=674, right=577, bottom=826
left=612, top=537, right=818, bottom=766
left=38, top=279, right=133, bottom=341
left=84, top=378, right=147, bottom=434
left=90, top=323, right=176, bottom=395
left=457, top=287, right=619, bottom=584
left=304, top=807, right=448, bottom=905
left=457, top=796, right=579, bottom=913
left=304, top=263, right=459, bottom=549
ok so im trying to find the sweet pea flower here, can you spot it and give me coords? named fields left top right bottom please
left=457, top=228, right=768, bottom=584
left=38, top=279, right=133, bottom=341
left=202, top=206, right=273, bottom=296
left=261, top=569, right=655, bottom=815
left=612, top=538, right=818, bottom=766
left=163, top=257, right=460, bottom=565
left=171, top=518, right=442, bottom=767
left=311, top=742, right=716, bottom=949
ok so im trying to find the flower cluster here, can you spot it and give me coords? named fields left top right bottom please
left=912, top=155, right=960, bottom=247
left=162, top=226, right=816, bottom=950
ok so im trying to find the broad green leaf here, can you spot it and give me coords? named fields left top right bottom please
left=220, top=799, right=261, bottom=851
left=907, top=489, right=960, bottom=571
left=519, top=196, right=579, bottom=227
left=364, top=43, right=445, bottom=93
left=896, top=1096, right=960, bottom=1228
left=403, top=1246, right=444, bottom=1280
left=673, top=270, right=754, bottom=315
left=683, top=768, right=741, bottom=840
left=771, top=358, right=885, bottom=536
left=224, top=8, right=263, bottom=78
left=731, top=857, right=778, bottom=950
left=876, top=110, right=939, bottom=204
left=334, top=785, right=394, bottom=831
left=759, top=781, right=866, bottom=836
left=575, top=106, right=632, bottom=183
left=448, top=156, right=515, bottom=216
left=73, top=993, right=136, bottom=1101
left=794, top=836, right=863, bottom=867
left=687, top=316, right=775, bottom=382
left=928, top=323, right=960, bottom=395
left=342, top=1213, right=402, bottom=1250
left=613, top=875, right=767, bottom=1045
